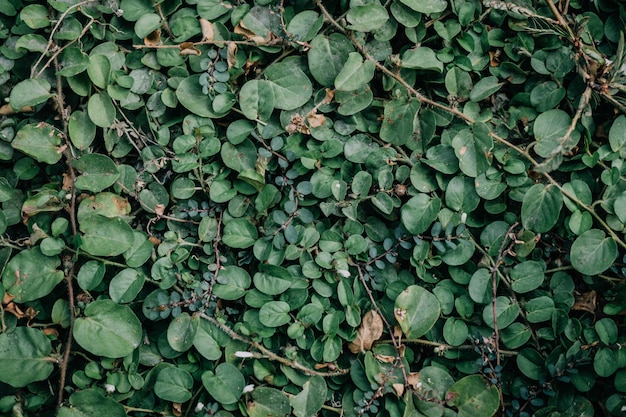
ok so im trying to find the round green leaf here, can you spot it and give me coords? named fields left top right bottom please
left=521, top=184, right=563, bottom=232
left=443, top=317, right=469, bottom=346
left=109, top=268, right=145, bottom=303
left=77, top=260, right=106, bottom=291
left=286, top=10, right=323, bottom=41
left=510, top=260, right=545, bottom=294
left=0, top=327, right=54, bottom=387
left=239, top=80, right=275, bottom=120
left=202, top=362, right=245, bottom=405
left=193, top=319, right=222, bottom=361
left=451, top=127, right=493, bottom=178
left=88, top=92, right=116, bottom=128
left=68, top=110, right=96, bottom=150
left=177, top=75, right=230, bottom=118
left=308, top=33, right=354, bottom=86
left=401, top=194, right=441, bottom=235
left=394, top=285, right=440, bottom=339
left=400, top=0, right=447, bottom=15
left=134, top=13, right=161, bottom=38
left=346, top=3, right=389, bottom=31
left=445, top=375, right=500, bottom=417
left=248, top=387, right=291, bottom=417
left=87, top=54, right=111, bottom=89
left=264, top=62, right=312, bottom=110
left=222, top=218, right=258, bottom=248
left=9, top=78, right=52, bottom=111
left=213, top=265, right=251, bottom=300
left=74, top=153, right=120, bottom=192
left=400, top=47, right=443, bottom=72
left=379, top=98, right=421, bottom=146
left=570, top=229, right=618, bottom=275
left=155, top=367, right=193, bottom=403
left=501, top=322, right=531, bottom=349
left=533, top=109, right=574, bottom=158
left=524, top=296, right=555, bottom=323
left=259, top=301, right=291, bottom=327
left=609, top=114, right=626, bottom=156
left=58, top=389, right=126, bottom=417
left=56, top=47, right=90, bottom=77
left=290, top=375, right=327, bottom=417
left=2, top=248, right=63, bottom=303
left=20, top=4, right=49, bottom=29
left=482, top=296, right=519, bottom=329
left=335, top=52, right=376, bottom=91
left=595, top=347, right=618, bottom=377
left=167, top=312, right=198, bottom=352
left=12, top=123, right=63, bottom=164
left=469, top=76, right=503, bottom=102
left=73, top=299, right=142, bottom=358
left=80, top=214, right=134, bottom=256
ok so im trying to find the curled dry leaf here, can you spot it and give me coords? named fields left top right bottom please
left=573, top=290, right=596, bottom=314
left=227, top=42, right=238, bottom=69
left=306, top=112, right=326, bottom=129
left=144, top=30, right=162, bottom=47
left=347, top=310, right=384, bottom=353
left=179, top=42, right=201, bottom=56
left=199, top=18, right=214, bottom=42
left=392, top=383, right=405, bottom=396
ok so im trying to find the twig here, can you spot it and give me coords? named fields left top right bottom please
left=199, top=313, right=349, bottom=377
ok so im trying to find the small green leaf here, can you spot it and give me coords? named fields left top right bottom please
left=202, top=362, right=245, bottom=405
left=521, top=184, right=563, bottom=233
left=20, top=4, right=49, bottom=29
left=239, top=80, right=275, bottom=120
left=222, top=218, right=258, bottom=248
left=77, top=260, right=106, bottom=291
left=248, top=387, right=291, bottom=417
left=446, top=375, right=500, bottom=417
left=134, top=13, right=161, bottom=38
left=73, top=299, right=142, bottom=358
left=167, top=312, right=198, bottom=352
left=290, top=375, right=327, bottom=417
left=80, top=215, right=134, bottom=257
left=12, top=123, right=63, bottom=164
left=401, top=194, right=441, bottom=234
left=609, top=114, right=626, bottom=156
left=58, top=389, right=126, bottom=417
left=88, top=92, right=116, bottom=128
left=2, top=248, right=63, bottom=303
left=193, top=319, right=222, bottom=361
left=379, top=98, right=420, bottom=146
left=9, top=78, right=52, bottom=110
left=400, top=0, right=447, bottom=15
left=400, top=47, right=443, bottom=72
left=155, top=367, right=193, bottom=403
left=346, top=4, right=389, bottom=32
left=87, top=54, right=111, bottom=89
left=335, top=52, right=376, bottom=91
left=73, top=153, right=120, bottom=192
left=394, top=285, right=440, bottom=338
left=0, top=327, right=54, bottom=387
left=308, top=33, right=354, bottom=86
left=510, top=261, right=545, bottom=294
left=259, top=301, right=291, bottom=327
left=469, top=76, right=503, bottom=102
left=68, top=110, right=96, bottom=150
left=570, top=229, right=618, bottom=275
left=264, top=62, right=312, bottom=110
left=109, top=268, right=144, bottom=303
left=482, top=296, right=519, bottom=329
left=213, top=265, right=251, bottom=300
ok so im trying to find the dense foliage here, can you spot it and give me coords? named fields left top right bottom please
left=1, top=0, right=626, bottom=416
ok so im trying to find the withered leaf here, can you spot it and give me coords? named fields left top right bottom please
left=199, top=18, right=214, bottom=42
left=179, top=42, right=201, bottom=56
left=144, top=29, right=162, bottom=47
left=348, top=310, right=384, bottom=353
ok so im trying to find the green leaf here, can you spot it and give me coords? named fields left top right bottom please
left=259, top=301, right=291, bottom=327
left=73, top=154, right=120, bottom=192
left=400, top=0, right=447, bottom=15
left=510, top=261, right=545, bottom=294
left=446, top=375, right=500, bottom=417
left=570, top=229, right=618, bottom=275
left=134, top=13, right=161, bottom=38
left=287, top=10, right=323, bottom=41
left=335, top=85, right=373, bottom=115
left=77, top=260, right=106, bottom=291
left=80, top=215, right=134, bottom=256
left=248, top=387, right=291, bottom=417
left=290, top=375, right=327, bottom=417
left=68, top=110, right=96, bottom=150
left=73, top=299, right=142, bottom=358
left=443, top=317, right=469, bottom=346
left=400, top=47, right=443, bottom=72
left=595, top=348, right=618, bottom=377
left=346, top=4, right=389, bottom=32
left=264, top=62, right=312, bottom=110
left=308, top=33, right=354, bottom=86
left=155, top=367, right=193, bottom=402
left=56, top=47, right=90, bottom=77
left=2, top=248, right=63, bottom=303
left=521, top=184, right=563, bottom=232
left=88, top=92, right=116, bottom=128
left=524, top=296, right=555, bottom=323
left=394, top=285, right=440, bottom=338
left=9, top=78, right=52, bottom=110
left=177, top=75, right=230, bottom=118
left=253, top=265, right=293, bottom=295
left=401, top=194, right=441, bottom=234
left=87, top=54, right=111, bottom=89
left=20, top=4, right=49, bottom=29
left=609, top=114, right=626, bottom=156
left=202, top=362, right=245, bottom=405
left=380, top=98, right=420, bottom=146
left=222, top=218, right=258, bottom=248
left=533, top=109, right=578, bottom=158
left=213, top=265, right=251, bottom=300
left=469, top=76, right=503, bottom=102
left=596, top=317, right=618, bottom=345
left=482, top=296, right=519, bottom=329
left=0, top=327, right=54, bottom=387
left=445, top=67, right=473, bottom=100
left=12, top=123, right=63, bottom=164
left=58, top=389, right=126, bottom=417
left=239, top=80, right=275, bottom=120
left=335, top=52, right=376, bottom=91
left=167, top=312, right=198, bottom=352
left=109, top=268, right=144, bottom=303
left=193, top=319, right=222, bottom=360
left=452, top=127, right=493, bottom=178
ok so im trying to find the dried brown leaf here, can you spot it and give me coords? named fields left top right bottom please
left=306, top=112, right=326, bottom=128
left=144, top=29, right=162, bottom=47
left=179, top=42, right=201, bottom=56
left=348, top=310, right=384, bottom=353
left=573, top=290, right=596, bottom=314
left=392, top=383, right=405, bottom=396
left=200, top=18, right=214, bottom=42
left=227, top=42, right=238, bottom=68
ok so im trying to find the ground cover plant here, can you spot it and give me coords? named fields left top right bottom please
left=1, top=0, right=626, bottom=415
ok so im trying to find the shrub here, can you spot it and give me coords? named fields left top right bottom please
left=1, top=0, right=626, bottom=416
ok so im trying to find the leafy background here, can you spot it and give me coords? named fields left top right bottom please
left=1, top=0, right=626, bottom=416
